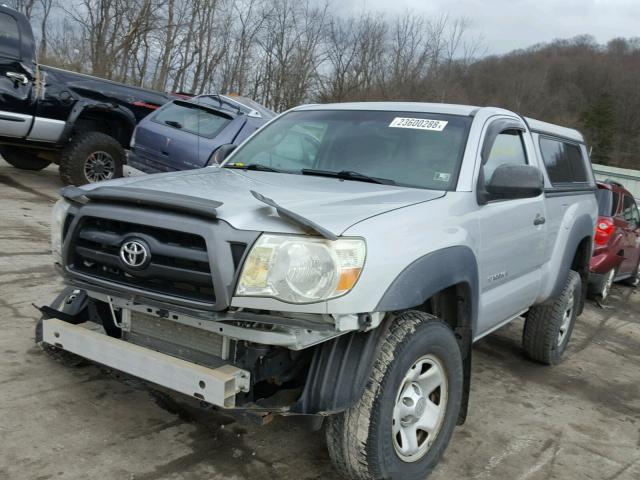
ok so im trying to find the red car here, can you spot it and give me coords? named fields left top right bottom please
left=589, top=181, right=640, bottom=300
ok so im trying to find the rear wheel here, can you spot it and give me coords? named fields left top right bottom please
left=523, top=270, right=581, bottom=365
left=325, top=311, right=463, bottom=480
left=588, top=268, right=615, bottom=302
left=622, top=261, right=640, bottom=287
left=1, top=146, right=51, bottom=171
left=59, top=132, right=124, bottom=185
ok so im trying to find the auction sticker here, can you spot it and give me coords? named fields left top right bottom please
left=389, top=117, right=448, bottom=131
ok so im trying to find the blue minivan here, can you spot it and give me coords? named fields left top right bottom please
left=128, top=94, right=275, bottom=173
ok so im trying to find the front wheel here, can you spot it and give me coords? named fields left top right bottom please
left=59, top=132, right=124, bottom=185
left=325, top=311, right=463, bottom=480
left=1, top=146, right=51, bottom=171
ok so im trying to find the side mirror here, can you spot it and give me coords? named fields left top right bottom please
left=483, top=164, right=544, bottom=202
left=207, top=144, right=237, bottom=166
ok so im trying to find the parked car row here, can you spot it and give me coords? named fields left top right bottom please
left=0, top=5, right=274, bottom=186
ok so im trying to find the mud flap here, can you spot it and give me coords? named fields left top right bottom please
left=455, top=325, right=473, bottom=425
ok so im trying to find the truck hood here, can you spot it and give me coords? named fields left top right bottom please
left=82, top=168, right=445, bottom=235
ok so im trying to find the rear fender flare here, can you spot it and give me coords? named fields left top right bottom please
left=60, top=100, right=136, bottom=145
left=549, top=214, right=594, bottom=300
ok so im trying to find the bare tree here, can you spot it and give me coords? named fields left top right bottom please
left=8, top=0, right=38, bottom=19
left=37, top=0, right=54, bottom=59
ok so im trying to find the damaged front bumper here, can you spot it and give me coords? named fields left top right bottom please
left=42, top=318, right=250, bottom=407
left=37, top=287, right=378, bottom=410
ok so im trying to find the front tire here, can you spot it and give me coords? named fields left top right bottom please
left=325, top=311, right=463, bottom=480
left=523, top=270, right=581, bottom=365
left=59, top=132, right=124, bottom=185
left=1, top=146, right=51, bottom=171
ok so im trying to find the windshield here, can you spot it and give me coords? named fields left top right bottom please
left=224, top=110, right=472, bottom=190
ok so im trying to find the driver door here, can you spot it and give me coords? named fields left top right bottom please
left=0, top=9, right=36, bottom=138
left=476, top=120, right=546, bottom=335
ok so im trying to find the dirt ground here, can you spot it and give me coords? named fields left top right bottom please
left=0, top=159, right=639, bottom=480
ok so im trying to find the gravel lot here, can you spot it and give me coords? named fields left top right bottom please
left=1, top=159, right=639, bottom=480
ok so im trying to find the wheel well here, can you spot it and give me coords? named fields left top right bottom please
left=420, top=282, right=473, bottom=425
left=73, top=111, right=132, bottom=147
left=417, top=283, right=473, bottom=336
left=571, top=236, right=592, bottom=315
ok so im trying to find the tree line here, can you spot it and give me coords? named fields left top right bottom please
left=7, top=0, right=640, bottom=168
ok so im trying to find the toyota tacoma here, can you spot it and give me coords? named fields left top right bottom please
left=37, top=102, right=597, bottom=479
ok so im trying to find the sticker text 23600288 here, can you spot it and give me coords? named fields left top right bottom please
left=389, top=117, right=448, bottom=131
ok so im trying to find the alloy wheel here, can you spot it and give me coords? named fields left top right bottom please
left=84, top=151, right=115, bottom=182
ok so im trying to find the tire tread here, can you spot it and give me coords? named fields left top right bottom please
left=523, top=270, right=580, bottom=365
left=58, top=131, right=124, bottom=185
left=326, top=311, right=457, bottom=479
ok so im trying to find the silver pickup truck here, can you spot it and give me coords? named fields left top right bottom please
left=38, top=102, right=597, bottom=480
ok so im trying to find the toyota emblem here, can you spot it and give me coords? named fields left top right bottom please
left=119, top=239, right=149, bottom=269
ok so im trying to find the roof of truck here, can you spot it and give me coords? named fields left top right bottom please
left=293, top=102, right=584, bottom=143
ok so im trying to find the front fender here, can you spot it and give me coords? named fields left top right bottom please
left=375, top=245, right=479, bottom=332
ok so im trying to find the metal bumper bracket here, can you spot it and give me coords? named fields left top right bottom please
left=42, top=319, right=250, bottom=407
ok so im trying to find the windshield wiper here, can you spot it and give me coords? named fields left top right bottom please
left=224, top=163, right=282, bottom=172
left=301, top=169, right=396, bottom=185
left=164, top=120, right=182, bottom=129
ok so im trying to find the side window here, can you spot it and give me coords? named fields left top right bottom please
left=611, top=191, right=620, bottom=215
left=539, top=137, right=589, bottom=185
left=0, top=12, right=20, bottom=59
left=483, top=130, right=527, bottom=182
left=622, top=195, right=638, bottom=226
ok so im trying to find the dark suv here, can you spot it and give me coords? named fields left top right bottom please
left=127, top=94, right=274, bottom=173
left=589, top=181, right=640, bottom=300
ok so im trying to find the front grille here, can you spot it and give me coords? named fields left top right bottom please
left=69, top=217, right=215, bottom=303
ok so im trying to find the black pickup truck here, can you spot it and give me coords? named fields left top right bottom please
left=0, top=5, right=173, bottom=185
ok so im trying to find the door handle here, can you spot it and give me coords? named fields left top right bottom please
left=533, top=214, right=546, bottom=226
left=6, top=72, right=29, bottom=85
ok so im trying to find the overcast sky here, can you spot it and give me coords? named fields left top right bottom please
left=337, top=0, right=640, bottom=55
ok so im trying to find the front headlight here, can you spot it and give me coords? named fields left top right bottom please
left=236, top=234, right=366, bottom=304
left=51, top=199, right=70, bottom=264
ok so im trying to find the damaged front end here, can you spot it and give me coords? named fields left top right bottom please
left=37, top=287, right=384, bottom=416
